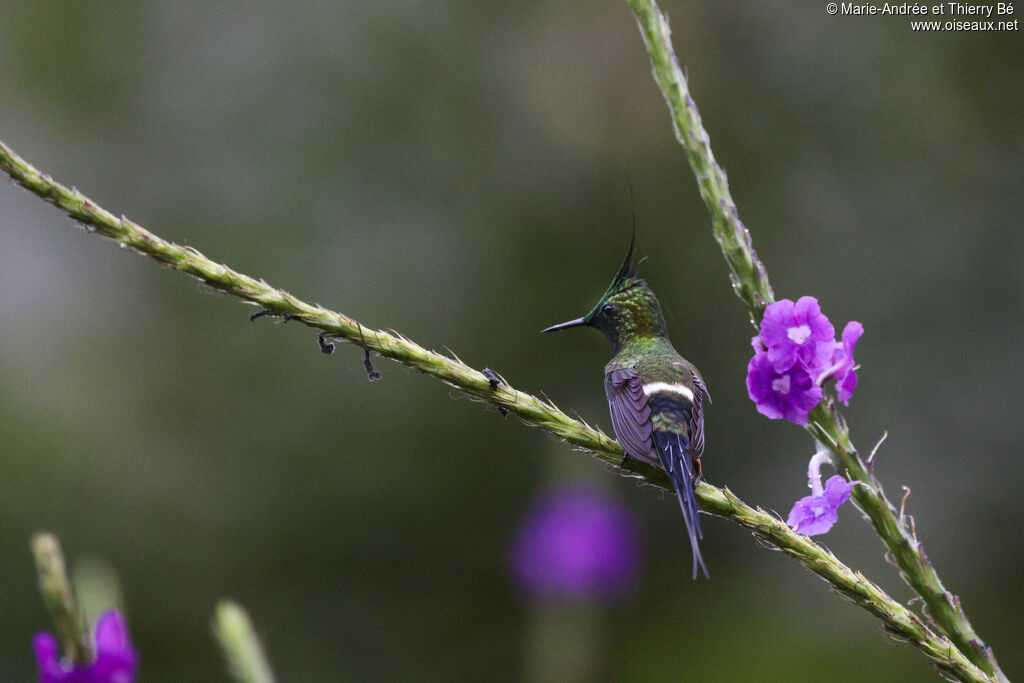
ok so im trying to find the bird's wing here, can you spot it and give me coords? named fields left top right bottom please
left=604, top=367, right=653, bottom=460
left=689, top=374, right=709, bottom=461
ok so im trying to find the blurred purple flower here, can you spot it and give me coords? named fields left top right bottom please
left=787, top=451, right=860, bottom=535
left=759, top=296, right=835, bottom=373
left=817, top=321, right=864, bottom=406
left=509, top=484, right=643, bottom=604
left=34, top=610, right=137, bottom=683
left=746, top=350, right=823, bottom=425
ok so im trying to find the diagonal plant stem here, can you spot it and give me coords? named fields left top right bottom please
left=0, top=140, right=661, bottom=487
left=0, top=139, right=996, bottom=683
left=625, top=1, right=1006, bottom=681
left=625, top=1, right=774, bottom=324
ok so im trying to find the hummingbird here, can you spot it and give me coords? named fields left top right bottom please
left=542, top=231, right=710, bottom=579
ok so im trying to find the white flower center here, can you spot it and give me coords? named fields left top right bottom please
left=788, top=324, right=812, bottom=344
left=771, top=374, right=791, bottom=395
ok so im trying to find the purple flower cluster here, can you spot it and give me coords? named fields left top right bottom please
left=508, top=484, right=644, bottom=604
left=747, top=297, right=863, bottom=425
left=34, top=610, right=136, bottom=683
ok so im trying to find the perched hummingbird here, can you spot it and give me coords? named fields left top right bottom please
left=542, top=231, right=710, bottom=579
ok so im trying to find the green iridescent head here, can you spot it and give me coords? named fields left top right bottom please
left=542, top=230, right=668, bottom=350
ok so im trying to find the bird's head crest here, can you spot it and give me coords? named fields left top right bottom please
left=541, top=227, right=664, bottom=348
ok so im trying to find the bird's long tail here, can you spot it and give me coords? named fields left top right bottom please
left=653, top=430, right=708, bottom=580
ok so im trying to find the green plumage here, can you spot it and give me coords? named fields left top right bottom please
left=609, top=337, right=703, bottom=435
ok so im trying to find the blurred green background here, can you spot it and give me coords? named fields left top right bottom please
left=1, top=1, right=1021, bottom=681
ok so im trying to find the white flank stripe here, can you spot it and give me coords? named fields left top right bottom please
left=642, top=381, right=694, bottom=402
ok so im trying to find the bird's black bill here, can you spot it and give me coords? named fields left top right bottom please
left=540, top=317, right=588, bottom=334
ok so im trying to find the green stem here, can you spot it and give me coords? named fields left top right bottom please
left=626, top=0, right=773, bottom=324
left=699, top=484, right=990, bottom=683
left=0, top=138, right=993, bottom=683
left=31, top=532, right=92, bottom=666
left=806, top=401, right=1006, bottom=682
left=624, top=1, right=1005, bottom=681
left=0, top=138, right=656, bottom=487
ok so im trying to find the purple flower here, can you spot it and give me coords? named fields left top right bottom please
left=787, top=451, right=860, bottom=535
left=758, top=296, right=835, bottom=374
left=817, top=321, right=864, bottom=406
left=34, top=610, right=137, bottom=683
left=747, top=297, right=864, bottom=422
left=746, top=350, right=823, bottom=426
left=509, top=484, right=643, bottom=604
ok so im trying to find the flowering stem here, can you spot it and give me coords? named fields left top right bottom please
left=30, top=532, right=92, bottom=666
left=0, top=139, right=996, bottom=683
left=624, top=1, right=1005, bottom=680
left=212, top=601, right=277, bottom=683
left=624, top=0, right=773, bottom=324
left=806, top=403, right=1007, bottom=682
left=699, top=485, right=990, bottom=683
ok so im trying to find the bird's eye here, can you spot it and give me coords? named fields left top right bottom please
left=602, top=303, right=616, bottom=314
